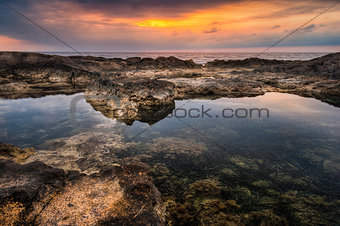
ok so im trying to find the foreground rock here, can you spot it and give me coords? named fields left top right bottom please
left=0, top=142, right=35, bottom=163
left=0, top=159, right=164, bottom=225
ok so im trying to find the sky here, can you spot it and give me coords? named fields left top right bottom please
left=0, top=0, right=340, bottom=52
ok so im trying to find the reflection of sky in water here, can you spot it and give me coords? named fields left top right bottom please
left=126, top=93, right=340, bottom=155
left=0, top=93, right=118, bottom=148
left=0, top=92, right=340, bottom=157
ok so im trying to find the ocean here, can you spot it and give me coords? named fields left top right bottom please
left=42, top=52, right=330, bottom=64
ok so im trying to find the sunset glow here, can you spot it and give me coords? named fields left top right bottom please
left=0, top=0, right=339, bottom=51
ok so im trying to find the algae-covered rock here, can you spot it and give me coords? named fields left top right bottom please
left=186, top=178, right=222, bottom=199
left=220, top=168, right=237, bottom=177
left=197, top=199, right=242, bottom=226
left=166, top=196, right=242, bottom=225
left=251, top=180, right=272, bottom=188
left=244, top=209, right=288, bottom=226
left=229, top=156, right=261, bottom=170
left=164, top=177, right=244, bottom=225
left=148, top=137, right=208, bottom=159
left=301, top=148, right=340, bottom=174
left=279, top=191, right=339, bottom=225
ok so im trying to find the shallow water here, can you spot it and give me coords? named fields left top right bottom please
left=1, top=92, right=340, bottom=224
left=1, top=92, right=339, bottom=152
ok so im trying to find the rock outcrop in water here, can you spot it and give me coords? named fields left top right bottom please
left=1, top=51, right=340, bottom=119
left=86, top=78, right=176, bottom=124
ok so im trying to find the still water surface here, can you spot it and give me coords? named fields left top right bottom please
left=1, top=92, right=339, bottom=223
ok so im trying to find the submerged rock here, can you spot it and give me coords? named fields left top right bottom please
left=165, top=178, right=242, bottom=225
left=27, top=132, right=134, bottom=174
left=147, top=137, right=208, bottom=160
left=243, top=209, right=288, bottom=226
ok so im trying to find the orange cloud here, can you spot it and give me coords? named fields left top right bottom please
left=3, top=0, right=340, bottom=51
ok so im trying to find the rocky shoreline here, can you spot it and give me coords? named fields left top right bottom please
left=1, top=51, right=339, bottom=106
left=1, top=52, right=340, bottom=225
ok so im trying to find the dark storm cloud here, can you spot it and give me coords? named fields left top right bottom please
left=0, top=1, right=58, bottom=45
left=72, top=0, right=239, bottom=9
left=62, top=0, right=246, bottom=18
